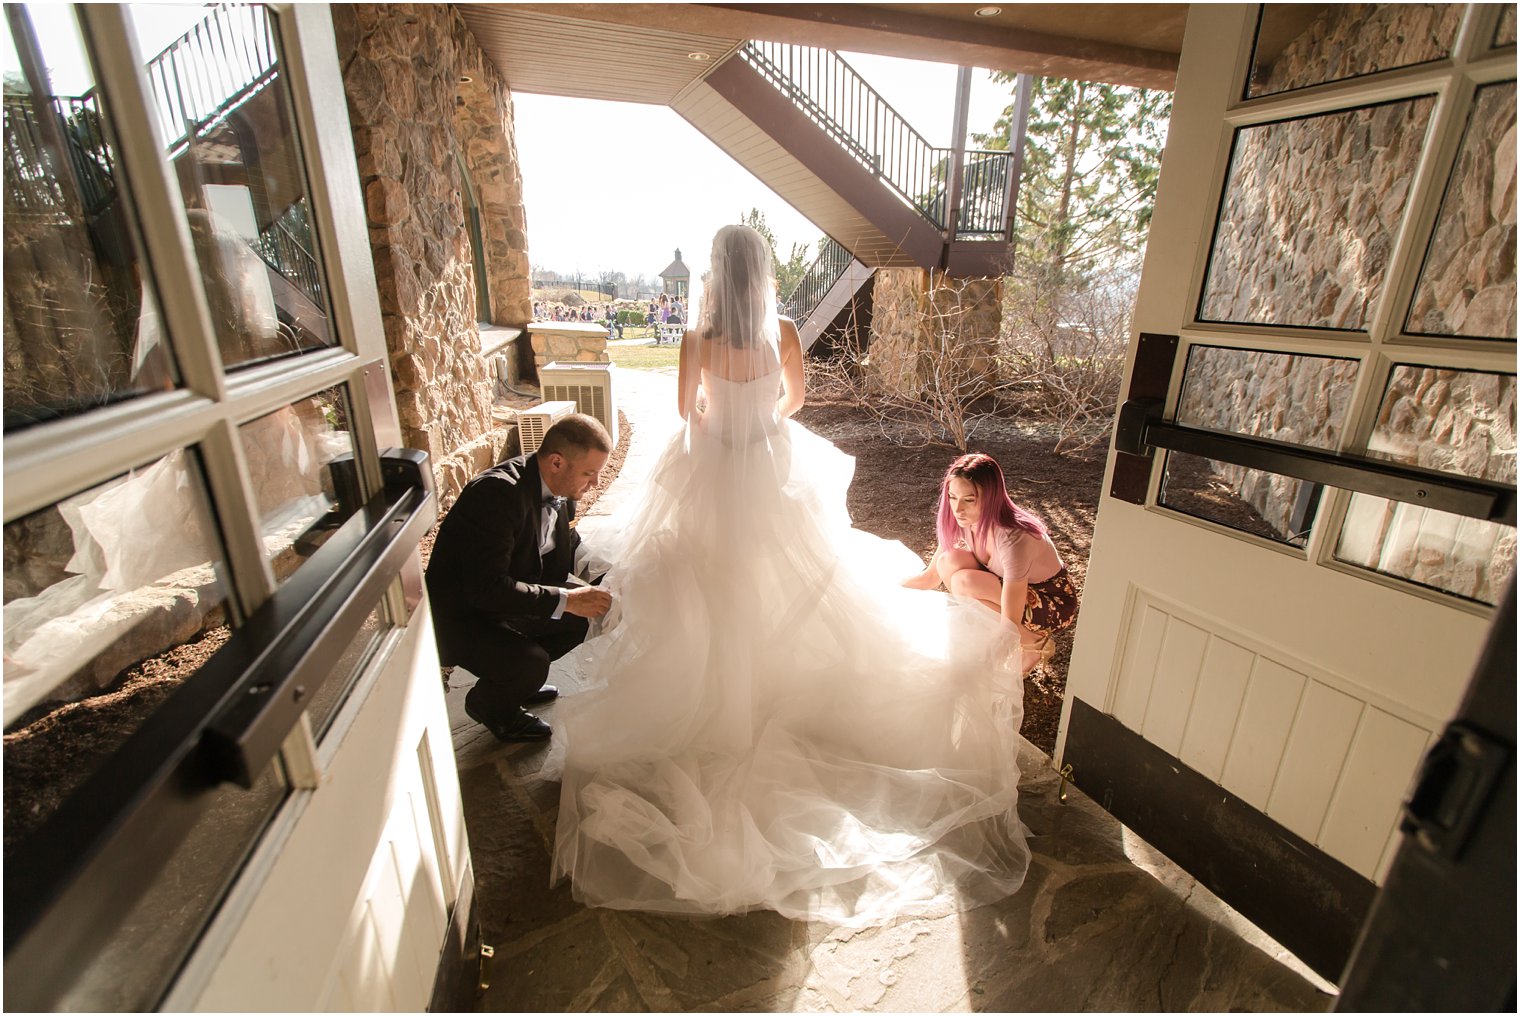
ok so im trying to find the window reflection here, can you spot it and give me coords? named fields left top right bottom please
left=1200, top=98, right=1435, bottom=330
left=127, top=3, right=334, bottom=369
left=1497, top=6, right=1517, bottom=48
left=1248, top=4, right=1461, bottom=98
left=1335, top=367, right=1517, bottom=604
left=1406, top=81, right=1517, bottom=340
left=1161, top=347, right=1360, bottom=545
left=2, top=4, right=177, bottom=431
left=237, top=385, right=360, bottom=581
left=2, top=451, right=228, bottom=733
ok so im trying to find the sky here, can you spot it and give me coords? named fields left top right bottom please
left=514, top=52, right=1016, bottom=287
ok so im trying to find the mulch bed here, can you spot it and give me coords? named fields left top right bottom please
left=794, top=401, right=1106, bottom=756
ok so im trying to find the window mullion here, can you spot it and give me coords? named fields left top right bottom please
left=198, top=418, right=279, bottom=616
left=75, top=4, right=226, bottom=404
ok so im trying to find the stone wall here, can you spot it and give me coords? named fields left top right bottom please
left=527, top=321, right=610, bottom=372
left=867, top=269, right=1001, bottom=398
left=333, top=4, right=530, bottom=499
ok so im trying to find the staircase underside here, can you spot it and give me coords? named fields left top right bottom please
left=674, top=65, right=930, bottom=269
left=676, top=57, right=1011, bottom=274
left=797, top=258, right=874, bottom=351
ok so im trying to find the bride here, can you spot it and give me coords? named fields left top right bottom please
left=551, top=225, right=1029, bottom=925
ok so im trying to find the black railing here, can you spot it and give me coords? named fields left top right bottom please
left=257, top=206, right=323, bottom=308
left=3, top=94, right=116, bottom=219
left=784, top=237, right=852, bottom=323
left=739, top=41, right=1013, bottom=239
left=145, top=2, right=279, bottom=156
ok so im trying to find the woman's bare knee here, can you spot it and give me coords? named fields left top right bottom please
left=937, top=549, right=978, bottom=584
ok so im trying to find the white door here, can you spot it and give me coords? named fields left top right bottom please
left=1061, top=2, right=1514, bottom=979
left=2, top=4, right=468, bottom=1009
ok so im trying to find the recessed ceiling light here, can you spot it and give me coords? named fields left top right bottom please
left=975, top=6, right=1002, bottom=16
left=687, top=51, right=711, bottom=61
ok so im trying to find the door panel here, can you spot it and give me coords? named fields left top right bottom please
left=3, top=4, right=469, bottom=1009
left=1061, top=4, right=1514, bottom=977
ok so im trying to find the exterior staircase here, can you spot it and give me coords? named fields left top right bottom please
left=674, top=41, right=1018, bottom=281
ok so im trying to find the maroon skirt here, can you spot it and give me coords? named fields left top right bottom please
left=1022, top=567, right=1079, bottom=636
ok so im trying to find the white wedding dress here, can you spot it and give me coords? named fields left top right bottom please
left=551, top=367, right=1030, bottom=926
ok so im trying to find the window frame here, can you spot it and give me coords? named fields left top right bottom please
left=1141, top=3, right=1516, bottom=617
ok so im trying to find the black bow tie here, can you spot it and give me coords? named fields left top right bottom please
left=542, top=494, right=566, bottom=511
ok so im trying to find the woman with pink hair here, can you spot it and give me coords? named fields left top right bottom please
left=904, top=452, right=1079, bottom=671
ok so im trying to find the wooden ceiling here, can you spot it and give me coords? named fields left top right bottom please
left=458, top=3, right=1189, bottom=104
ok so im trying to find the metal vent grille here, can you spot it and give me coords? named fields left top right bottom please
left=516, top=400, right=577, bottom=455
left=539, top=362, right=618, bottom=446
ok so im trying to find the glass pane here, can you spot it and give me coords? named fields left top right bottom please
left=1199, top=97, right=1436, bottom=330
left=1175, top=346, right=1361, bottom=448
left=1248, top=4, right=1461, bottom=98
left=1497, top=7, right=1517, bottom=47
left=1335, top=367, right=1517, bottom=604
left=308, top=603, right=385, bottom=740
left=55, top=757, right=289, bottom=1011
left=1161, top=346, right=1361, bottom=544
left=1162, top=452, right=1320, bottom=547
left=1405, top=81, right=1518, bottom=340
left=2, top=4, right=177, bottom=431
left=127, top=3, right=334, bottom=369
left=237, top=385, right=361, bottom=582
left=2, top=450, right=228, bottom=734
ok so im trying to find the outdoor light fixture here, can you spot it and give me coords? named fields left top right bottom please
left=687, top=51, right=711, bottom=61
left=974, top=6, right=1002, bottom=16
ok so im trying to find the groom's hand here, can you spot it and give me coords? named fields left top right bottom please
left=566, top=586, right=612, bottom=618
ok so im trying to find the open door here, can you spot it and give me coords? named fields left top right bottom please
left=1060, top=4, right=1515, bottom=983
left=3, top=5, right=471, bottom=1009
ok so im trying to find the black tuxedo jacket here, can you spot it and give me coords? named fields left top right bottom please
left=426, top=453, right=580, bottom=653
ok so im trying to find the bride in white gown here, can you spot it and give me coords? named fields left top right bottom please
left=551, top=225, right=1029, bottom=925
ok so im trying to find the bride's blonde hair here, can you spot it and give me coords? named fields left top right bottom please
left=698, top=225, right=780, bottom=350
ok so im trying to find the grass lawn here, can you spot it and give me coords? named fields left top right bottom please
left=608, top=343, right=681, bottom=371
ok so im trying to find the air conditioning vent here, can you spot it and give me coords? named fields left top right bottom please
left=516, top=400, right=577, bottom=456
left=539, top=362, right=618, bottom=447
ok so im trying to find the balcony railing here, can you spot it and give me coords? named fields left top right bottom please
left=144, top=2, right=279, bottom=156
left=739, top=41, right=1013, bottom=239
left=784, top=237, right=853, bottom=324
left=3, top=94, right=116, bottom=219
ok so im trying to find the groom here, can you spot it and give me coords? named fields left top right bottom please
left=426, top=414, right=613, bottom=742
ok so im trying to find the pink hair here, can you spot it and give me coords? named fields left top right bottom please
left=936, top=452, right=1048, bottom=553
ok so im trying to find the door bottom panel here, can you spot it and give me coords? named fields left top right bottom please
left=1064, top=697, right=1375, bottom=983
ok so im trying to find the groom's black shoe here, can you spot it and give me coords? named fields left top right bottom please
left=465, top=700, right=552, bottom=743
left=523, top=684, right=559, bottom=706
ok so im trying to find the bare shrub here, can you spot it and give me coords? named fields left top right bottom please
left=997, top=262, right=1134, bottom=455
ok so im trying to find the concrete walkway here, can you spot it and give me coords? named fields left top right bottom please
left=446, top=367, right=1334, bottom=1012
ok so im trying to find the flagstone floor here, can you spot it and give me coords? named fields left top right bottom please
left=447, top=367, right=1335, bottom=1012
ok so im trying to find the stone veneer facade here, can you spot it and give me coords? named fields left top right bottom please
left=527, top=322, right=611, bottom=370
left=867, top=269, right=1002, bottom=398
left=333, top=4, right=532, bottom=500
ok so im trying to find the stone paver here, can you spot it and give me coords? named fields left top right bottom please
left=449, top=367, right=1335, bottom=1012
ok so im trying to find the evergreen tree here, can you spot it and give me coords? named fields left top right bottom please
left=740, top=208, right=811, bottom=300
left=977, top=76, right=1171, bottom=287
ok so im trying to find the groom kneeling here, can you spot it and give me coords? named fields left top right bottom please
left=427, top=414, right=613, bottom=742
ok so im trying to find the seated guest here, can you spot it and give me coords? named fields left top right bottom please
left=427, top=415, right=613, bottom=741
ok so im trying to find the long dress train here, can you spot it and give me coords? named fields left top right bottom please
left=551, top=369, right=1029, bottom=925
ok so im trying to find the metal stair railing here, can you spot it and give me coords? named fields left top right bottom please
left=783, top=237, right=853, bottom=324
left=738, top=41, right=1013, bottom=240
left=3, top=93, right=116, bottom=219
left=256, top=209, right=323, bottom=309
left=144, top=2, right=279, bottom=157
